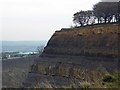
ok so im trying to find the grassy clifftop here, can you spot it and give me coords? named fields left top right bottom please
left=43, top=23, right=119, bottom=57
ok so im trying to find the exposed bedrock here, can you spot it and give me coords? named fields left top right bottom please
left=23, top=24, right=120, bottom=88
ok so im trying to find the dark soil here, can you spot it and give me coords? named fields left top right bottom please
left=2, top=55, right=37, bottom=88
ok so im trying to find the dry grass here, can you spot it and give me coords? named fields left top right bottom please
left=43, top=24, right=119, bottom=57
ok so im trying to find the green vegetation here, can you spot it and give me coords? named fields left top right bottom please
left=73, top=2, right=120, bottom=26
left=101, top=73, right=120, bottom=88
left=102, top=75, right=115, bottom=82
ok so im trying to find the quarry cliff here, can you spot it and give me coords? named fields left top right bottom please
left=23, top=23, right=120, bottom=88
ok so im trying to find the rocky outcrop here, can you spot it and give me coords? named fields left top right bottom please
left=23, top=24, right=120, bottom=88
left=43, top=24, right=119, bottom=57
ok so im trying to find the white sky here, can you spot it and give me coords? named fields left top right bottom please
left=102, top=0, right=120, bottom=2
left=0, top=0, right=101, bottom=41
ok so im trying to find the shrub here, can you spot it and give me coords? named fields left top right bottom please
left=102, top=75, right=114, bottom=82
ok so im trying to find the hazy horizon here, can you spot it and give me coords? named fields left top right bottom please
left=0, top=40, right=47, bottom=42
left=0, top=41, right=47, bottom=53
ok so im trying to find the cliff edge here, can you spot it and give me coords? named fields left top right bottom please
left=23, top=24, right=120, bottom=88
left=43, top=23, right=119, bottom=57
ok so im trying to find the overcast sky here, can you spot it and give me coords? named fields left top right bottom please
left=0, top=0, right=111, bottom=41
left=102, top=0, right=120, bottom=2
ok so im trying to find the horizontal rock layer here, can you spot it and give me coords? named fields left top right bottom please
left=43, top=24, right=120, bottom=57
left=23, top=24, right=120, bottom=88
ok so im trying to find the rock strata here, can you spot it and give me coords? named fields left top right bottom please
left=23, top=24, right=120, bottom=88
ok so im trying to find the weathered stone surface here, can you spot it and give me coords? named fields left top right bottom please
left=42, top=24, right=119, bottom=57
left=23, top=24, right=119, bottom=88
left=23, top=55, right=119, bottom=88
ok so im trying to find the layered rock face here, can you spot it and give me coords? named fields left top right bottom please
left=23, top=24, right=120, bottom=88
left=43, top=24, right=119, bottom=57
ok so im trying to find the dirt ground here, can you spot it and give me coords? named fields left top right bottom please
left=2, top=55, right=37, bottom=88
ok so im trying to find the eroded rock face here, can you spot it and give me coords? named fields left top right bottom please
left=23, top=56, right=119, bottom=88
left=30, top=61, right=112, bottom=80
left=23, top=24, right=119, bottom=88
left=42, top=24, right=119, bottom=57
